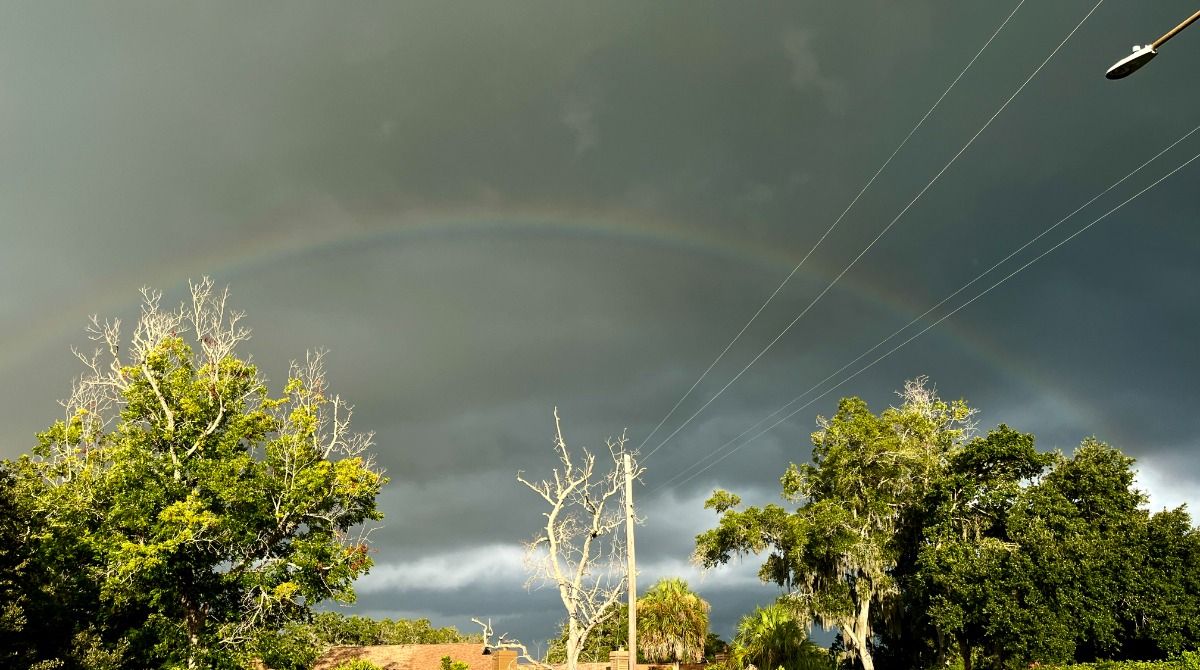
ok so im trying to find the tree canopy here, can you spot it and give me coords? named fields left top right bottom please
left=637, top=578, right=710, bottom=669
left=546, top=581, right=721, bottom=668
left=732, top=604, right=830, bottom=670
left=697, top=379, right=1200, bottom=670
left=0, top=461, right=35, bottom=667
left=8, top=280, right=386, bottom=669
left=306, top=612, right=481, bottom=647
left=697, top=378, right=972, bottom=670
left=545, top=603, right=629, bottom=664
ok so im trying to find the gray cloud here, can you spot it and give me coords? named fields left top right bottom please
left=781, top=28, right=846, bottom=113
left=562, top=97, right=601, bottom=156
left=3, top=0, right=1198, bottom=649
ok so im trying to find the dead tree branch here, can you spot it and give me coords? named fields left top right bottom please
left=515, top=409, right=644, bottom=670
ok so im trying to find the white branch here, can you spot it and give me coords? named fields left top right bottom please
left=518, top=410, right=642, bottom=670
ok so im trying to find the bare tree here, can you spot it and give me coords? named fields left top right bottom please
left=472, top=617, right=547, bottom=670
left=513, top=409, right=643, bottom=670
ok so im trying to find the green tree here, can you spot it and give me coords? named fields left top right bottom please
left=696, top=379, right=972, bottom=670
left=907, top=435, right=1197, bottom=669
left=704, top=632, right=729, bottom=663
left=2, top=452, right=107, bottom=668
left=902, top=425, right=1057, bottom=670
left=307, top=612, right=480, bottom=647
left=1017, top=439, right=1147, bottom=663
left=637, top=578, right=710, bottom=670
left=732, top=604, right=829, bottom=670
left=1129, top=506, right=1200, bottom=657
left=0, top=462, right=34, bottom=666
left=17, top=280, right=386, bottom=669
left=698, top=380, right=1200, bottom=669
left=254, top=620, right=321, bottom=670
left=546, top=603, right=628, bottom=663
left=547, top=581, right=711, bottom=669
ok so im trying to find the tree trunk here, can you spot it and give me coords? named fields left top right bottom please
left=847, top=597, right=874, bottom=670
left=857, top=643, right=874, bottom=670
left=566, top=618, right=581, bottom=670
left=182, top=595, right=203, bottom=670
left=960, top=638, right=972, bottom=670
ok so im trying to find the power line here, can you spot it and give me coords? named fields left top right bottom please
left=652, top=122, right=1200, bottom=493
left=641, top=0, right=1103, bottom=462
left=653, top=139, right=1200, bottom=495
left=633, top=0, right=1027, bottom=456
left=637, top=0, right=1028, bottom=457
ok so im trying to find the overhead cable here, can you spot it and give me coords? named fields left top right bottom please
left=654, top=138, right=1200, bottom=495
left=642, top=0, right=1104, bottom=461
left=635, top=0, right=1029, bottom=458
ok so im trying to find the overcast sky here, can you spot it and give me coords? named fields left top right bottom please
left=2, top=0, right=1198, bottom=647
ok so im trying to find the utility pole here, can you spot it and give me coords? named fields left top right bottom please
left=623, top=452, right=637, bottom=670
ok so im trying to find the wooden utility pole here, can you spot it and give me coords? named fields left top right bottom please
left=623, top=452, right=637, bottom=670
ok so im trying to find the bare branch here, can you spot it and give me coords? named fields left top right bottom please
left=518, top=410, right=641, bottom=670
left=472, top=618, right=555, bottom=670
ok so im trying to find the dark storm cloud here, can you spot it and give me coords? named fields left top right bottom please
left=3, top=0, right=1199, bottom=646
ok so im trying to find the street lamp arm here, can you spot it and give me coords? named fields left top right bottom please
left=1106, top=7, right=1200, bottom=79
left=1152, top=7, right=1200, bottom=49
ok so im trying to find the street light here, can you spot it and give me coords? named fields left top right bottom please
left=1106, top=7, right=1200, bottom=79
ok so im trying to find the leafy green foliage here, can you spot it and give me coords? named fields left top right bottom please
left=704, top=632, right=729, bottom=662
left=889, top=433, right=1200, bottom=670
left=1132, top=511, right=1200, bottom=657
left=883, top=433, right=1200, bottom=670
left=897, top=425, right=1060, bottom=669
left=731, top=604, right=830, bottom=670
left=307, top=612, right=481, bottom=647
left=330, top=660, right=384, bottom=670
left=253, top=621, right=321, bottom=670
left=638, top=578, right=710, bottom=666
left=441, top=655, right=470, bottom=670
left=0, top=462, right=35, bottom=666
left=697, top=378, right=1200, bottom=670
left=11, top=282, right=387, bottom=669
left=252, top=613, right=478, bottom=670
left=697, top=379, right=972, bottom=670
left=1016, top=440, right=1145, bottom=662
left=547, top=580, right=715, bottom=667
left=546, top=603, right=629, bottom=663
left=1037, top=651, right=1200, bottom=669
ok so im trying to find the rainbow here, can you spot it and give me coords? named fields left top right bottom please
left=4, top=203, right=1109, bottom=441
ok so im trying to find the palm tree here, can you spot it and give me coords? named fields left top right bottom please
left=637, top=578, right=710, bottom=670
left=733, top=604, right=827, bottom=670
